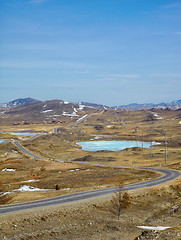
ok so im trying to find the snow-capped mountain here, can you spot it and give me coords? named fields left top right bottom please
left=1, top=97, right=181, bottom=111
left=115, top=99, right=181, bottom=110
left=0, top=99, right=97, bottom=124
left=0, top=98, right=39, bottom=109
left=80, top=102, right=109, bottom=109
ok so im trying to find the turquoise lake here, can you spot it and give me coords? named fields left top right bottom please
left=4, top=132, right=37, bottom=136
left=77, top=140, right=159, bottom=151
left=0, top=140, right=9, bottom=144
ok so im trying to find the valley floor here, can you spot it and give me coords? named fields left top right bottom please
left=0, top=108, right=181, bottom=239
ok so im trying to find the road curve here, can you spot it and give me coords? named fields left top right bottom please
left=13, top=140, right=43, bottom=160
left=5, top=133, right=180, bottom=215
left=0, top=166, right=180, bottom=215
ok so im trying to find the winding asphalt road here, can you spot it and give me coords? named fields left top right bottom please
left=0, top=164, right=180, bottom=215
left=1, top=130, right=180, bottom=215
left=13, top=140, right=43, bottom=160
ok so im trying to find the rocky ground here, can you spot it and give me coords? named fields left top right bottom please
left=0, top=179, right=180, bottom=240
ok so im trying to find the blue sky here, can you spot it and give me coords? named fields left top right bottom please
left=0, top=0, right=181, bottom=106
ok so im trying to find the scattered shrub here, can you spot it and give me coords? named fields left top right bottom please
left=55, top=184, right=60, bottom=190
left=0, top=181, right=12, bottom=204
left=111, top=185, right=131, bottom=220
left=40, top=166, right=46, bottom=172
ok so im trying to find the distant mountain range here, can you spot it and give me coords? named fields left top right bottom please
left=0, top=98, right=39, bottom=109
left=0, top=98, right=181, bottom=110
left=0, top=97, right=180, bottom=124
left=0, top=99, right=97, bottom=124
left=115, top=99, right=181, bottom=110
left=81, top=100, right=181, bottom=110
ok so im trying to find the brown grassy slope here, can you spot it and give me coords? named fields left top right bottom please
left=0, top=100, right=98, bottom=124
left=0, top=179, right=180, bottom=240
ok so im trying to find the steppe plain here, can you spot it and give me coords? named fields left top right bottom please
left=0, top=105, right=181, bottom=239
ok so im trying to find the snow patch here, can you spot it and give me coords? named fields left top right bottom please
left=43, top=109, right=53, bottom=113
left=2, top=168, right=16, bottom=172
left=137, top=226, right=171, bottom=231
left=64, top=101, right=69, bottom=104
left=68, top=169, right=79, bottom=172
left=107, top=125, right=113, bottom=128
left=94, top=136, right=101, bottom=139
left=14, top=185, right=48, bottom=192
left=0, top=192, right=11, bottom=197
left=179, top=121, right=181, bottom=124
left=76, top=114, right=88, bottom=123
left=153, top=113, right=163, bottom=120
left=78, top=104, right=86, bottom=111
left=12, top=150, right=18, bottom=153
left=63, top=188, right=70, bottom=191
left=21, top=179, right=39, bottom=183
left=62, top=111, right=78, bottom=117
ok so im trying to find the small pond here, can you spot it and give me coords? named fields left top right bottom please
left=2, top=132, right=37, bottom=136
left=0, top=132, right=39, bottom=144
left=77, top=140, right=160, bottom=151
left=0, top=140, right=9, bottom=144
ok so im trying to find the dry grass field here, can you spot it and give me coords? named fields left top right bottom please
left=0, top=179, right=180, bottom=240
left=0, top=108, right=181, bottom=239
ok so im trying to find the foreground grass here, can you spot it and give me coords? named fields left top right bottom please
left=0, top=179, right=180, bottom=240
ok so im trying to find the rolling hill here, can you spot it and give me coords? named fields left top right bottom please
left=0, top=97, right=181, bottom=125
left=0, top=99, right=97, bottom=124
left=0, top=98, right=39, bottom=109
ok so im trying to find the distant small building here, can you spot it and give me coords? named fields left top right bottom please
left=13, top=121, right=30, bottom=125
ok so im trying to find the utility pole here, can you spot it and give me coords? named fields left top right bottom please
left=136, top=125, right=138, bottom=142
left=126, top=123, right=128, bottom=137
left=124, top=121, right=128, bottom=138
left=142, top=132, right=143, bottom=152
left=165, top=132, right=167, bottom=164
left=150, top=133, right=152, bottom=157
